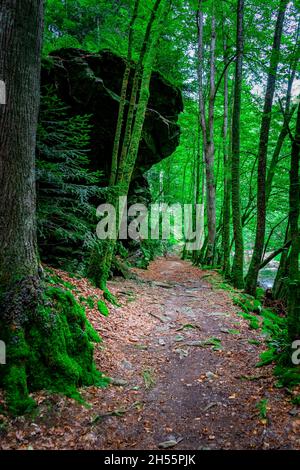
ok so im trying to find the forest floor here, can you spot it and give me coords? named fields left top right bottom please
left=1, top=256, right=300, bottom=450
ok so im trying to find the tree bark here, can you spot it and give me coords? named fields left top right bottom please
left=0, top=0, right=43, bottom=310
left=205, top=7, right=217, bottom=265
left=109, top=0, right=140, bottom=186
left=89, top=0, right=168, bottom=291
left=245, top=0, right=288, bottom=296
left=287, top=103, right=300, bottom=340
left=266, top=36, right=298, bottom=203
left=221, top=29, right=231, bottom=278
left=197, top=0, right=216, bottom=266
left=231, top=0, right=244, bottom=288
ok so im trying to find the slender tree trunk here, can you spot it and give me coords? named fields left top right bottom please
left=117, top=0, right=162, bottom=179
left=89, top=0, right=168, bottom=292
left=287, top=103, right=300, bottom=340
left=109, top=0, right=140, bottom=186
left=222, top=31, right=231, bottom=278
left=231, top=0, right=244, bottom=288
left=245, top=0, right=288, bottom=296
left=205, top=7, right=217, bottom=265
left=266, top=105, right=296, bottom=202
left=273, top=222, right=290, bottom=299
left=266, top=37, right=298, bottom=202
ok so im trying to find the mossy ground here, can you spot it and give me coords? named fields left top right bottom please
left=0, top=283, right=109, bottom=415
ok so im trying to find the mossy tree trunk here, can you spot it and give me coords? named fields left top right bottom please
left=89, top=0, right=168, bottom=291
left=197, top=0, right=217, bottom=266
left=221, top=25, right=231, bottom=279
left=265, top=44, right=298, bottom=203
left=109, top=0, right=140, bottom=186
left=0, top=0, right=43, bottom=413
left=287, top=103, right=300, bottom=340
left=231, top=0, right=244, bottom=289
left=0, top=1, right=106, bottom=415
left=205, top=8, right=217, bottom=266
left=245, top=0, right=288, bottom=296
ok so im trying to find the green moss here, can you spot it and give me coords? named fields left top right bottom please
left=256, top=288, right=265, bottom=302
left=0, top=285, right=109, bottom=415
left=102, top=287, right=119, bottom=306
left=79, top=295, right=96, bottom=309
left=97, top=300, right=109, bottom=317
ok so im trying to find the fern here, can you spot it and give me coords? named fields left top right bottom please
left=37, top=86, right=104, bottom=272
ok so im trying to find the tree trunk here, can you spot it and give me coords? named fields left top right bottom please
left=221, top=31, right=231, bottom=278
left=266, top=36, right=298, bottom=203
left=89, top=0, right=168, bottom=292
left=0, top=0, right=42, bottom=296
left=117, top=0, right=162, bottom=180
left=245, top=0, right=288, bottom=296
left=273, top=222, right=290, bottom=300
left=109, top=0, right=140, bottom=186
left=205, top=8, right=217, bottom=265
left=196, top=1, right=216, bottom=266
left=287, top=103, right=300, bottom=340
left=0, top=1, right=106, bottom=415
left=231, top=0, right=244, bottom=288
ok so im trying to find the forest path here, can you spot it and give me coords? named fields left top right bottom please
left=1, top=257, right=298, bottom=450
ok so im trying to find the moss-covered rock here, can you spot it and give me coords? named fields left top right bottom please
left=97, top=300, right=109, bottom=317
left=0, top=284, right=109, bottom=415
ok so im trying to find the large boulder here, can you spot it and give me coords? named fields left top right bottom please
left=42, top=48, right=183, bottom=182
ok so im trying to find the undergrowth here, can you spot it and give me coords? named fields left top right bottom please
left=233, top=290, right=300, bottom=392
left=0, top=275, right=109, bottom=415
left=211, top=273, right=300, bottom=396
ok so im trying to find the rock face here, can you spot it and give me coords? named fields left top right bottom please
left=42, top=48, right=183, bottom=184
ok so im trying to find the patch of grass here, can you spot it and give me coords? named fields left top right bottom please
left=248, top=339, right=261, bottom=346
left=228, top=329, right=240, bottom=335
left=291, top=394, right=300, bottom=406
left=256, top=398, right=268, bottom=420
left=134, top=344, right=148, bottom=351
left=218, top=282, right=234, bottom=292
left=256, top=288, right=265, bottom=301
left=142, top=369, right=156, bottom=389
left=177, top=323, right=199, bottom=331
left=239, top=312, right=260, bottom=330
left=203, top=337, right=223, bottom=350
left=233, top=295, right=262, bottom=314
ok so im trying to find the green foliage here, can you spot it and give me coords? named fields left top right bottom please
left=142, top=369, right=156, bottom=389
left=203, top=337, right=222, bottom=350
left=256, top=398, right=268, bottom=420
left=228, top=329, right=240, bottom=335
left=233, top=295, right=262, bottom=314
left=239, top=312, right=260, bottom=330
left=37, top=87, right=104, bottom=272
left=254, top=307, right=300, bottom=389
left=248, top=339, right=261, bottom=346
left=79, top=295, right=96, bottom=309
left=256, top=288, right=265, bottom=302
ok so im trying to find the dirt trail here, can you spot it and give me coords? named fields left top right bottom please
left=1, top=257, right=299, bottom=450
